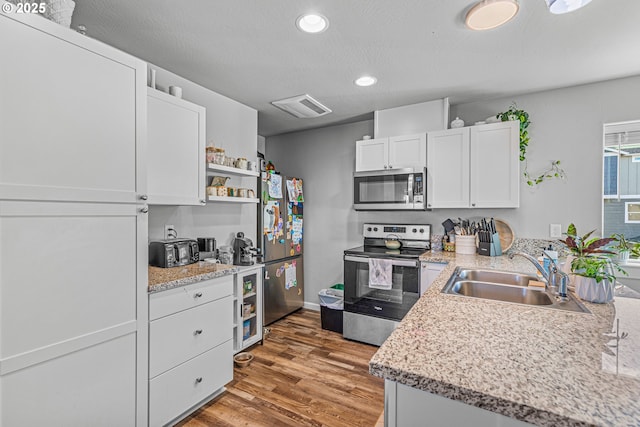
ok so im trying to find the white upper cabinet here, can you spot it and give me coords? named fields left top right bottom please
left=147, top=89, right=206, bottom=205
left=427, top=121, right=519, bottom=208
left=426, top=128, right=470, bottom=208
left=356, top=134, right=426, bottom=171
left=470, top=122, right=520, bottom=208
left=0, top=13, right=146, bottom=204
left=355, top=138, right=388, bottom=171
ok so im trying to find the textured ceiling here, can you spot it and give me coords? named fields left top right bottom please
left=71, top=0, right=640, bottom=137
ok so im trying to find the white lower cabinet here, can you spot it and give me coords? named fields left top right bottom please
left=150, top=295, right=233, bottom=378
left=148, top=276, right=234, bottom=426
left=420, top=262, right=446, bottom=294
left=1, top=334, right=137, bottom=427
left=0, top=201, right=148, bottom=427
left=234, top=265, right=264, bottom=353
left=386, top=380, right=532, bottom=427
left=149, top=340, right=233, bottom=427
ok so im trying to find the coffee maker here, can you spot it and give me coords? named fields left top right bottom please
left=233, top=232, right=261, bottom=266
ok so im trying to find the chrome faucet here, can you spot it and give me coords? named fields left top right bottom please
left=508, top=251, right=569, bottom=301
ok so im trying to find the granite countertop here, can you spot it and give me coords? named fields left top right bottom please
left=370, top=251, right=640, bottom=426
left=148, top=261, right=238, bottom=293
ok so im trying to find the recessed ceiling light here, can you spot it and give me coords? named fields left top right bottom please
left=296, top=14, right=329, bottom=34
left=465, top=0, right=519, bottom=31
left=545, top=0, right=592, bottom=14
left=355, top=76, right=377, bottom=87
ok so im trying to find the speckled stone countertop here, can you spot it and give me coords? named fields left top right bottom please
left=370, top=251, right=640, bottom=426
left=148, top=262, right=238, bottom=293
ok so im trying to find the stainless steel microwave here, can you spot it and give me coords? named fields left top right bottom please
left=353, top=167, right=426, bottom=210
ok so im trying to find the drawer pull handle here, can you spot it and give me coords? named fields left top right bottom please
left=194, top=292, right=203, bottom=298
left=195, top=377, right=203, bottom=384
left=194, top=329, right=203, bottom=335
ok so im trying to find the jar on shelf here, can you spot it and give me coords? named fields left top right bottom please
left=212, top=147, right=225, bottom=165
left=235, top=157, right=248, bottom=169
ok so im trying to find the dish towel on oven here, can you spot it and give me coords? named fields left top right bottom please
left=369, top=258, right=392, bottom=290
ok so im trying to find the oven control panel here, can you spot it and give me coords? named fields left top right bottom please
left=363, top=223, right=431, bottom=240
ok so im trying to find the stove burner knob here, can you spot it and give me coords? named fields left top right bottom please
left=412, top=228, right=417, bottom=233
left=367, top=227, right=372, bottom=232
left=420, top=228, right=425, bottom=233
left=373, top=227, right=378, bottom=232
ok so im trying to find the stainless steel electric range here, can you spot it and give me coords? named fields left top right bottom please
left=343, top=223, right=431, bottom=346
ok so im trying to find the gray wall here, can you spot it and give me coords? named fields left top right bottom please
left=266, top=121, right=372, bottom=302
left=147, top=64, right=259, bottom=248
left=266, top=75, right=640, bottom=307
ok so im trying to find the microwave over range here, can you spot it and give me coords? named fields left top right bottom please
left=353, top=167, right=427, bottom=211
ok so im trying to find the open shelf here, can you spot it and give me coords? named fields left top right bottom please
left=207, top=163, right=260, bottom=177
left=242, top=313, right=257, bottom=321
left=207, top=195, right=259, bottom=203
left=242, top=291, right=256, bottom=299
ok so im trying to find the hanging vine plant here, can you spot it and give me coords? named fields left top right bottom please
left=497, top=103, right=566, bottom=187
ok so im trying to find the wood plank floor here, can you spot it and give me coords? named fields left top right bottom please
left=176, top=309, right=384, bottom=427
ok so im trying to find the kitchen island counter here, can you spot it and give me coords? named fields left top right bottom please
left=370, top=252, right=640, bottom=426
left=148, top=262, right=238, bottom=293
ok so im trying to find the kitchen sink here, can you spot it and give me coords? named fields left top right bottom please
left=451, top=280, right=553, bottom=305
left=456, top=269, right=535, bottom=287
left=442, top=267, right=590, bottom=313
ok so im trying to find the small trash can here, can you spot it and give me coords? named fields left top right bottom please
left=319, top=285, right=344, bottom=333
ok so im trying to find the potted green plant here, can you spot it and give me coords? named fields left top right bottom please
left=559, top=224, right=625, bottom=303
left=609, top=233, right=640, bottom=262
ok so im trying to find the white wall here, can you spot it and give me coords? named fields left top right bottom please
left=266, top=75, right=640, bottom=306
left=147, top=64, right=259, bottom=248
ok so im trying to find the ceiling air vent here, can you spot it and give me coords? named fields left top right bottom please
left=271, top=94, right=332, bottom=118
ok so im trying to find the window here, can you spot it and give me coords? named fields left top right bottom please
left=603, top=153, right=618, bottom=198
left=625, top=202, right=640, bottom=223
left=602, top=120, right=640, bottom=261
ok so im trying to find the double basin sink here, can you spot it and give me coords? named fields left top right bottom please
left=442, top=267, right=590, bottom=313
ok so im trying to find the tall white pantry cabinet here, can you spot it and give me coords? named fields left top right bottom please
left=0, top=11, right=148, bottom=427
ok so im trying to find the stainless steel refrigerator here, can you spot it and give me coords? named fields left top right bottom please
left=259, top=172, right=305, bottom=325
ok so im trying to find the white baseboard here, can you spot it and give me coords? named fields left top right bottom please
left=303, top=301, right=320, bottom=311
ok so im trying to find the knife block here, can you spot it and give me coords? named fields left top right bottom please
left=478, top=232, right=502, bottom=257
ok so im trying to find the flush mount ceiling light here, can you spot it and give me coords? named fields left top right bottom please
left=296, top=14, right=329, bottom=33
left=355, top=76, right=377, bottom=87
left=545, top=0, right=592, bottom=14
left=465, top=0, right=519, bottom=31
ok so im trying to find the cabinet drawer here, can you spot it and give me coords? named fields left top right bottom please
left=149, top=340, right=233, bottom=427
left=150, top=296, right=232, bottom=378
left=150, top=275, right=233, bottom=321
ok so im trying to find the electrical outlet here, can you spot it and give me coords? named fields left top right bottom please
left=550, top=224, right=562, bottom=238
left=164, top=224, right=175, bottom=240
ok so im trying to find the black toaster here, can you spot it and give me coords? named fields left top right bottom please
left=149, top=239, right=199, bottom=268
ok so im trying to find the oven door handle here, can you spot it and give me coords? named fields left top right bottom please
left=344, top=255, right=418, bottom=268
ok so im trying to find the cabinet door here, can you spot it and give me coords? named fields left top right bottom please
left=355, top=138, right=389, bottom=171
left=426, top=128, right=470, bottom=208
left=0, top=201, right=140, bottom=362
left=236, top=267, right=263, bottom=351
left=147, top=89, right=206, bottom=205
left=470, top=121, right=520, bottom=208
left=0, top=13, right=146, bottom=204
left=420, top=262, right=446, bottom=295
left=1, top=334, right=137, bottom=427
left=388, top=134, right=426, bottom=169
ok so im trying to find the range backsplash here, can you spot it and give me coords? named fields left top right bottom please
left=506, top=237, right=567, bottom=257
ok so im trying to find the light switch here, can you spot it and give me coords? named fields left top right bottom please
left=550, top=224, right=562, bottom=238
